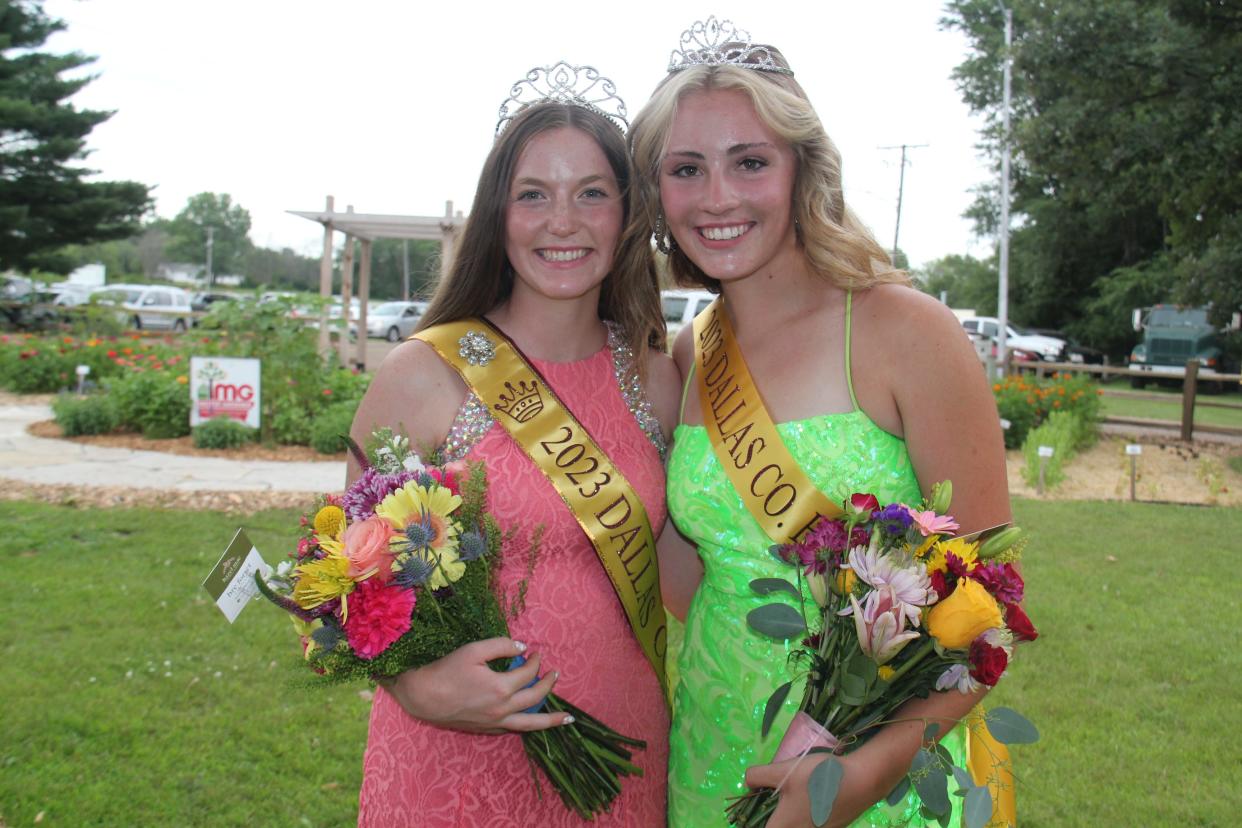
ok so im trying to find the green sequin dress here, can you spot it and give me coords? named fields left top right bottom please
left=665, top=299, right=965, bottom=827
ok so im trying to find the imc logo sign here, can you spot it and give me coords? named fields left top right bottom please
left=190, top=357, right=261, bottom=429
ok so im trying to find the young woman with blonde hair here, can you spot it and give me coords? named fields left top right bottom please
left=632, top=19, right=1013, bottom=828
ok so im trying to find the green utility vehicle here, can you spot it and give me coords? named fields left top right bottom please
left=1128, top=305, right=1240, bottom=390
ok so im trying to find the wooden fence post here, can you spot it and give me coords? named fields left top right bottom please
left=1181, top=360, right=1199, bottom=442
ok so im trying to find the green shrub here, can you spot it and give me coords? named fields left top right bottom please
left=0, top=344, right=75, bottom=393
left=994, top=371, right=1102, bottom=449
left=51, top=393, right=120, bottom=436
left=270, top=406, right=313, bottom=445
left=1022, top=410, right=1094, bottom=489
left=192, top=416, right=254, bottom=449
left=110, top=372, right=192, bottom=439
left=308, top=402, right=357, bottom=454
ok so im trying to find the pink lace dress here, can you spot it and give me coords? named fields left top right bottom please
left=358, top=327, right=669, bottom=827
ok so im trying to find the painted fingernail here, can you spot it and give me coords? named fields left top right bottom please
left=562, top=715, right=575, bottom=725
left=514, top=640, right=527, bottom=652
left=550, top=671, right=559, bottom=681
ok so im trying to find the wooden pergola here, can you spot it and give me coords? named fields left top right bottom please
left=288, top=195, right=466, bottom=370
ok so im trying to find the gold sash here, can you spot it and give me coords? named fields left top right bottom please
left=692, top=298, right=1017, bottom=825
left=415, top=320, right=667, bottom=698
left=691, top=298, right=842, bottom=545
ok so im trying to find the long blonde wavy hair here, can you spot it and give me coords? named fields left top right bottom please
left=629, top=49, right=910, bottom=292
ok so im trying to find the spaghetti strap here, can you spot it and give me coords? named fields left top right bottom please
left=845, top=291, right=861, bottom=412
left=679, top=362, right=696, bottom=424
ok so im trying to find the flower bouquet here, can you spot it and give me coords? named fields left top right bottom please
left=726, top=482, right=1039, bottom=828
left=255, top=428, right=646, bottom=820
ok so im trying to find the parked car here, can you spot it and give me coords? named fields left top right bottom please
left=661, top=288, right=716, bottom=340
left=960, top=316, right=1067, bottom=362
left=363, top=301, right=427, bottom=342
left=91, top=283, right=194, bottom=331
left=1028, top=328, right=1106, bottom=365
left=191, top=291, right=239, bottom=312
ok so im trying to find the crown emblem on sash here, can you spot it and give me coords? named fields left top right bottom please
left=458, top=330, right=496, bottom=367
left=494, top=380, right=544, bottom=424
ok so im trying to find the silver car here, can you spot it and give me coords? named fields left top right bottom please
left=366, top=301, right=427, bottom=342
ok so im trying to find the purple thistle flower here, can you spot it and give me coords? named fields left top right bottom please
left=342, top=468, right=420, bottom=522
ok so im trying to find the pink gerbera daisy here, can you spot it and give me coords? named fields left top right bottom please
left=905, top=508, right=960, bottom=537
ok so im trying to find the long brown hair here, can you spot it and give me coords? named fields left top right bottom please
left=418, top=103, right=666, bottom=363
left=629, top=49, right=909, bottom=293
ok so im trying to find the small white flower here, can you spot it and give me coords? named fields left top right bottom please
left=402, top=453, right=425, bottom=474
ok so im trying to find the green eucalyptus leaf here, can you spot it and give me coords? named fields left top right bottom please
left=910, top=749, right=950, bottom=815
left=937, top=809, right=953, bottom=828
left=885, top=776, right=911, bottom=807
left=761, top=681, right=793, bottom=738
left=923, top=723, right=941, bottom=743
left=963, top=785, right=994, bottom=828
left=750, top=577, right=801, bottom=598
left=986, top=707, right=1040, bottom=745
left=934, top=743, right=955, bottom=772
left=951, top=765, right=974, bottom=790
left=747, top=603, right=808, bottom=639
left=808, top=757, right=844, bottom=827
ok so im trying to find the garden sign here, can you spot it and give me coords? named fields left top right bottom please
left=190, top=356, right=261, bottom=429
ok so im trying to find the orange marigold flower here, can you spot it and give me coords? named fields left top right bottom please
left=176, top=375, right=189, bottom=384
left=1053, top=400, right=1062, bottom=408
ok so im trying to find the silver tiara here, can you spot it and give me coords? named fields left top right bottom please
left=495, top=61, right=629, bottom=135
left=667, top=16, right=794, bottom=76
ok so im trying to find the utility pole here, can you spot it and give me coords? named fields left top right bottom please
left=205, top=226, right=215, bottom=287
left=996, top=2, right=1013, bottom=378
left=878, top=143, right=928, bottom=263
left=402, top=239, right=410, bottom=300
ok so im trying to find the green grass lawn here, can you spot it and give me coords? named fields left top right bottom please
left=1100, top=384, right=1242, bottom=428
left=2, top=499, right=1240, bottom=826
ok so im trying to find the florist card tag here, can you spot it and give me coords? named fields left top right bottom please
left=203, top=529, right=271, bottom=624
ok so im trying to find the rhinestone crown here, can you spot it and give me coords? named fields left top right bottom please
left=667, top=16, right=794, bottom=76
left=496, top=61, right=629, bottom=135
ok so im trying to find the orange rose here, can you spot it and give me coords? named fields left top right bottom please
left=927, top=578, right=1002, bottom=649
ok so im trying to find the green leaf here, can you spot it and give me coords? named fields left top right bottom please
left=923, top=722, right=941, bottom=743
left=761, top=681, right=793, bottom=738
left=884, top=776, right=911, bottom=807
left=840, top=673, right=867, bottom=700
left=769, top=544, right=790, bottom=563
left=750, top=577, right=801, bottom=598
left=808, top=757, right=844, bottom=827
left=910, top=749, right=950, bottom=815
left=963, top=785, right=994, bottom=828
left=934, top=743, right=955, bottom=772
left=951, top=765, right=974, bottom=790
left=746, top=603, right=807, bottom=640
left=985, top=707, right=1040, bottom=744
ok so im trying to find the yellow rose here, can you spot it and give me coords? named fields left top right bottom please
left=926, top=578, right=1002, bottom=649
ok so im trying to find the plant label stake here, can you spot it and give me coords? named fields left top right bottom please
left=1036, top=445, right=1054, bottom=494
left=75, top=364, right=90, bottom=394
left=1125, top=444, right=1142, bottom=501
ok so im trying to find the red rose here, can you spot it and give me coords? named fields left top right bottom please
left=850, top=492, right=880, bottom=513
left=969, top=639, right=1009, bottom=686
left=1005, top=603, right=1039, bottom=642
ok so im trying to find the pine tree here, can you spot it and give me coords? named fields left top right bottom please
left=0, top=0, right=151, bottom=272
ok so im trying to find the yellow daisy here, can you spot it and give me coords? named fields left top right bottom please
left=925, top=537, right=980, bottom=575
left=377, top=482, right=466, bottom=589
left=293, top=550, right=356, bottom=620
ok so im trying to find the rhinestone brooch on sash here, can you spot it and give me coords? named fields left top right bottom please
left=458, top=330, right=496, bottom=367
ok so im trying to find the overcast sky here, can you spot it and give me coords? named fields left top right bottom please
left=44, top=0, right=997, bottom=269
